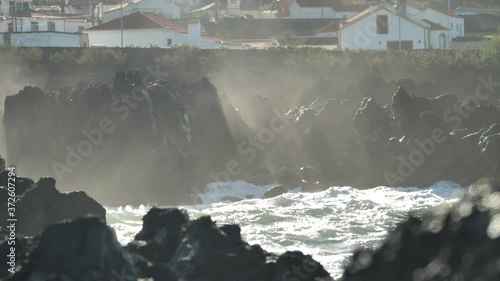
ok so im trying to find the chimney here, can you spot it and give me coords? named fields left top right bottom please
left=398, top=0, right=407, bottom=16
left=368, top=0, right=378, bottom=12
left=188, top=19, right=201, bottom=46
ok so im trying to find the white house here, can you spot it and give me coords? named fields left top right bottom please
left=0, top=0, right=31, bottom=16
left=339, top=2, right=453, bottom=50
left=416, top=7, right=464, bottom=39
left=167, top=0, right=200, bottom=9
left=0, top=0, right=9, bottom=16
left=103, top=0, right=181, bottom=22
left=289, top=0, right=366, bottom=19
left=0, top=31, right=84, bottom=47
left=0, top=11, right=92, bottom=33
left=0, top=0, right=31, bottom=32
left=86, top=11, right=246, bottom=49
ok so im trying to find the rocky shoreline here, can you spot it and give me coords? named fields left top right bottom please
left=0, top=71, right=499, bottom=280
left=2, top=72, right=499, bottom=205
left=1, top=168, right=500, bottom=281
left=0, top=170, right=333, bottom=281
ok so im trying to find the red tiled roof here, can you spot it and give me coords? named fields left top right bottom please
left=86, top=11, right=188, bottom=31
left=295, top=0, right=367, bottom=12
left=421, top=19, right=448, bottom=30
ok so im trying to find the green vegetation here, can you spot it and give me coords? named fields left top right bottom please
left=277, top=30, right=307, bottom=46
left=154, top=45, right=227, bottom=70
left=77, top=48, right=128, bottom=65
left=1, top=41, right=499, bottom=79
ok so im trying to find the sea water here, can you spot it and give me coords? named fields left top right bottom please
left=106, top=181, right=466, bottom=279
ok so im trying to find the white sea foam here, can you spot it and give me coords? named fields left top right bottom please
left=106, top=180, right=466, bottom=279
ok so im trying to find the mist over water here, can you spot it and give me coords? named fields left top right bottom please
left=107, top=180, right=466, bottom=278
left=1, top=48, right=499, bottom=281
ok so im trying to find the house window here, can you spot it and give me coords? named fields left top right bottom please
left=78, top=26, right=85, bottom=31
left=167, top=38, right=172, bottom=46
left=439, top=33, right=446, bottom=49
left=31, top=22, right=39, bottom=32
left=450, top=23, right=453, bottom=30
left=8, top=23, right=13, bottom=32
left=343, top=15, right=348, bottom=19
left=231, top=0, right=236, bottom=4
left=376, top=15, right=389, bottom=34
left=48, top=22, right=55, bottom=32
left=8, top=1, right=14, bottom=16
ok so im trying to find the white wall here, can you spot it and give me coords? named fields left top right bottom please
left=418, top=8, right=464, bottom=39
left=0, top=19, right=10, bottom=32
left=289, top=1, right=358, bottom=19
left=405, top=6, right=421, bottom=16
left=227, top=0, right=240, bottom=9
left=0, top=0, right=9, bottom=16
left=6, top=32, right=81, bottom=47
left=429, top=29, right=449, bottom=49
left=12, top=18, right=92, bottom=33
left=340, top=9, right=427, bottom=50
left=103, top=0, right=180, bottom=22
left=86, top=28, right=245, bottom=49
left=87, top=29, right=171, bottom=47
left=290, top=2, right=334, bottom=19
left=170, top=0, right=201, bottom=8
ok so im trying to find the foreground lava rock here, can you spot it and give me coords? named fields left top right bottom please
left=2, top=207, right=333, bottom=281
left=1, top=217, right=136, bottom=281
left=129, top=207, right=332, bottom=281
left=0, top=160, right=106, bottom=236
left=342, top=178, right=500, bottom=281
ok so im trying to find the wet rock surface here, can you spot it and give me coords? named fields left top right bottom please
left=341, top=179, right=500, bottom=281
left=3, top=73, right=500, bottom=205
left=0, top=163, right=106, bottom=236
left=2, top=207, right=334, bottom=281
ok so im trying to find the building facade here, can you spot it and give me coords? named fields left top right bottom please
left=86, top=11, right=246, bottom=49
left=339, top=3, right=454, bottom=50
left=103, top=0, right=181, bottom=22
left=289, top=0, right=366, bottom=19
left=0, top=31, right=84, bottom=47
left=417, top=7, right=464, bottom=39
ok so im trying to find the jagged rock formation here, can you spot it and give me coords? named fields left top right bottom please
left=342, top=178, right=500, bottom=281
left=0, top=161, right=106, bottom=236
left=1, top=207, right=333, bottom=281
left=2, top=72, right=249, bottom=205
left=3, top=73, right=500, bottom=203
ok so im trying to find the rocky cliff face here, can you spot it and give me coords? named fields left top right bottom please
left=3, top=73, right=500, bottom=204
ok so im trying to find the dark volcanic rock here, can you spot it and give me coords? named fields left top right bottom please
left=167, top=215, right=333, bottom=281
left=342, top=179, right=500, bottom=281
left=402, top=112, right=454, bottom=186
left=392, top=87, right=458, bottom=135
left=0, top=174, right=105, bottom=236
left=2, top=73, right=216, bottom=205
left=479, top=124, right=500, bottom=176
left=128, top=207, right=189, bottom=264
left=272, top=251, right=332, bottom=281
left=264, top=185, right=288, bottom=198
left=354, top=97, right=392, bottom=154
left=6, top=217, right=137, bottom=281
left=275, top=166, right=302, bottom=190
left=182, top=78, right=237, bottom=180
